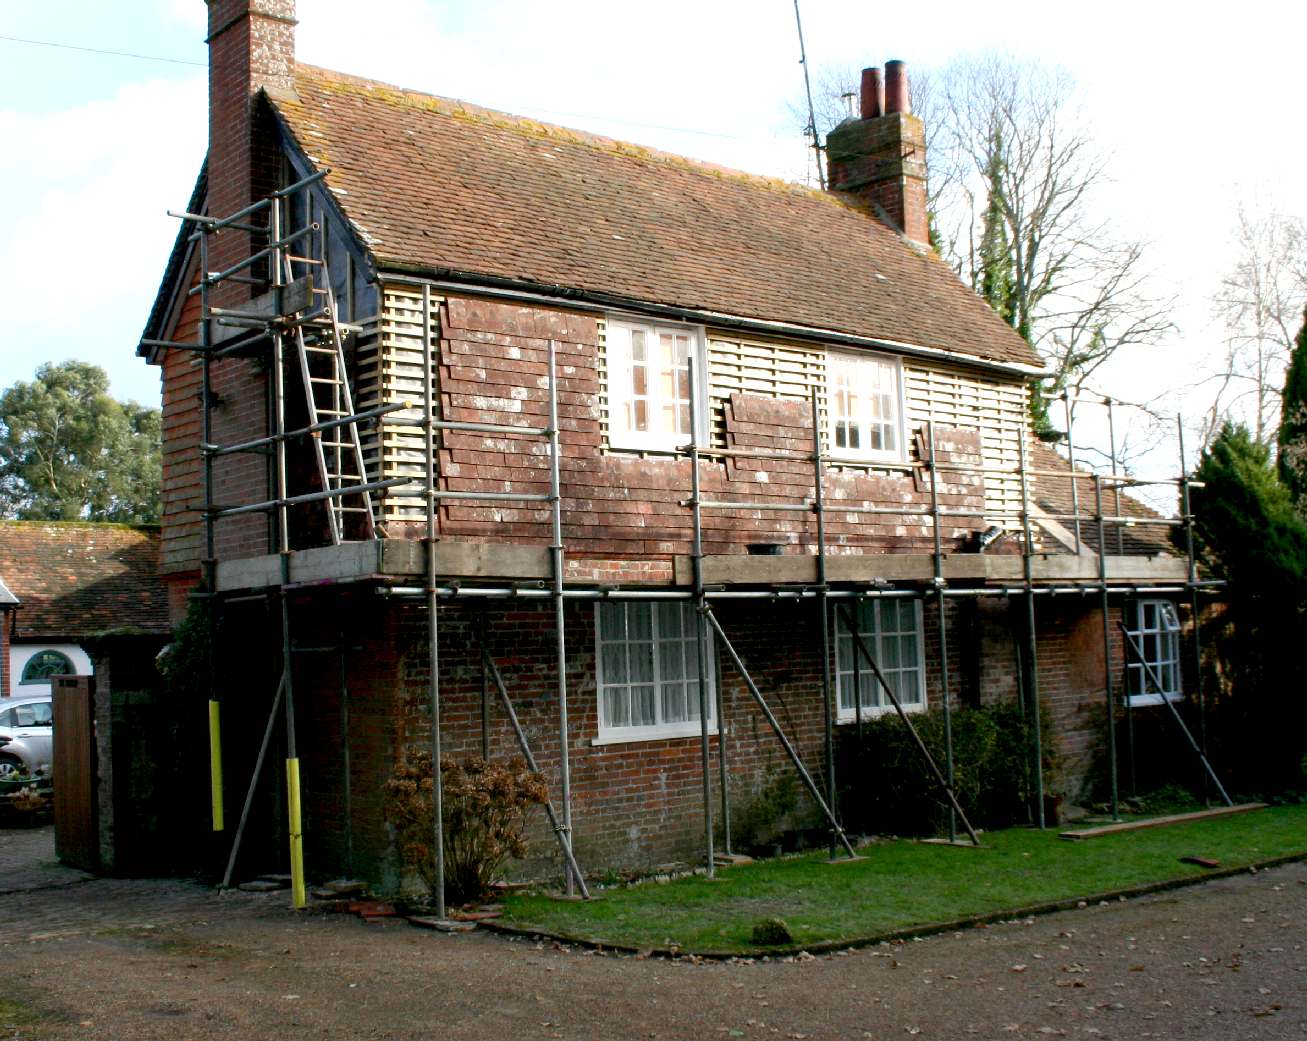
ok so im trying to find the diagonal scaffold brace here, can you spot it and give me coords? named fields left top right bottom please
left=836, top=603, right=982, bottom=846
left=701, top=604, right=858, bottom=859
left=1117, top=623, right=1234, bottom=808
left=480, top=647, right=591, bottom=899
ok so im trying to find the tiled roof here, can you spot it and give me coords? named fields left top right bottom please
left=0, top=522, right=169, bottom=639
left=1028, top=442, right=1175, bottom=557
left=270, top=66, right=1042, bottom=371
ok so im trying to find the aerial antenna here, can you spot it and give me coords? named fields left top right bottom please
left=792, top=0, right=825, bottom=189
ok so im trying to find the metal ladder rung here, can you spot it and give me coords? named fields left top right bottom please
left=309, top=376, right=346, bottom=385
left=303, top=345, right=338, bottom=355
left=316, top=408, right=348, bottom=416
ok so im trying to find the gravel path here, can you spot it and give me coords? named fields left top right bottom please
left=2, top=826, right=1304, bottom=1040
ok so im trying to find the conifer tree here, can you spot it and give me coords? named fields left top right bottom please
left=1276, top=306, right=1307, bottom=507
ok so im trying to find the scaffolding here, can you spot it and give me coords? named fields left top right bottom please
left=147, top=181, right=1228, bottom=911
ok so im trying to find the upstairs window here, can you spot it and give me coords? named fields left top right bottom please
left=595, top=601, right=715, bottom=742
left=835, top=598, right=925, bottom=719
left=826, top=351, right=905, bottom=462
left=606, top=318, right=706, bottom=451
left=1126, top=599, right=1181, bottom=706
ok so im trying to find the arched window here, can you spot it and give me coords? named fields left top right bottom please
left=21, top=649, right=74, bottom=684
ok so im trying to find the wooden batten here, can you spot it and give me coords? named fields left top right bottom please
left=674, top=552, right=1190, bottom=587
left=213, top=538, right=552, bottom=591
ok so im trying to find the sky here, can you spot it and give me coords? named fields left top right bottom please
left=2, top=0, right=1305, bottom=483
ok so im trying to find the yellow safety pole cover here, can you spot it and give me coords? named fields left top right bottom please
left=208, top=700, right=224, bottom=831
left=286, top=757, right=306, bottom=908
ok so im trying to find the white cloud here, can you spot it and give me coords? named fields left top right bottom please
left=0, top=76, right=206, bottom=404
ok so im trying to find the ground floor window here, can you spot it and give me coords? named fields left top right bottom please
left=835, top=597, right=925, bottom=719
left=595, top=601, right=715, bottom=742
left=1126, top=599, right=1181, bottom=706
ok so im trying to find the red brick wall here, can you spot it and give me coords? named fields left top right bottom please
left=157, top=266, right=204, bottom=578
left=292, top=593, right=976, bottom=884
left=403, top=295, right=986, bottom=563
left=1, top=609, right=10, bottom=697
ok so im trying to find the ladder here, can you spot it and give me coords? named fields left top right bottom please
left=283, top=254, right=378, bottom=544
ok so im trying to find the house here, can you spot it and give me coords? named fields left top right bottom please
left=0, top=521, right=169, bottom=698
left=136, top=2, right=1204, bottom=896
left=0, top=520, right=178, bottom=872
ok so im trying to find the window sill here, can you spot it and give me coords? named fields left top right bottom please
left=607, top=435, right=694, bottom=455
left=592, top=724, right=722, bottom=746
left=1126, top=692, right=1183, bottom=708
left=826, top=454, right=910, bottom=470
left=836, top=704, right=925, bottom=723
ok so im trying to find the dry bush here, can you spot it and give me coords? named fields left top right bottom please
left=385, top=756, right=548, bottom=905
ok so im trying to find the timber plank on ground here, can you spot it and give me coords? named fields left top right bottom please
left=1058, top=803, right=1267, bottom=841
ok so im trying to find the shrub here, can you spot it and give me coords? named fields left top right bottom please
left=750, top=918, right=794, bottom=946
left=836, top=703, right=1052, bottom=837
left=385, top=756, right=548, bottom=905
left=730, top=767, right=802, bottom=852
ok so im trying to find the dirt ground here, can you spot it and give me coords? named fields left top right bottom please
left=2, top=825, right=1305, bottom=1041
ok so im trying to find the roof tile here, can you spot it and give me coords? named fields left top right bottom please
left=0, top=522, right=169, bottom=639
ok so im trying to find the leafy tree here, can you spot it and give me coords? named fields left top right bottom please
left=1191, top=423, right=1307, bottom=793
left=0, top=361, right=161, bottom=524
left=1193, top=424, right=1307, bottom=590
left=1277, top=307, right=1307, bottom=506
left=976, top=124, right=1016, bottom=326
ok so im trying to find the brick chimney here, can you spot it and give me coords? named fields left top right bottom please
left=825, top=60, right=929, bottom=246
left=202, top=1, right=297, bottom=565
left=205, top=0, right=296, bottom=296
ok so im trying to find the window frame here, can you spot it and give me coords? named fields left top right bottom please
left=1125, top=599, right=1182, bottom=707
left=834, top=597, right=927, bottom=721
left=604, top=316, right=709, bottom=452
left=20, top=649, right=75, bottom=686
left=824, top=349, right=908, bottom=464
left=593, top=601, right=718, bottom=744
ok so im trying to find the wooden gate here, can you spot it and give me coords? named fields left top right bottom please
left=53, top=675, right=98, bottom=872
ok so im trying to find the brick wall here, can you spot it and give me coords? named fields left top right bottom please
left=292, top=592, right=976, bottom=887
left=384, top=295, right=987, bottom=564
left=0, top=608, right=10, bottom=697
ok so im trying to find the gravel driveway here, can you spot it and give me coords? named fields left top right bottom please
left=2, top=826, right=1304, bottom=1040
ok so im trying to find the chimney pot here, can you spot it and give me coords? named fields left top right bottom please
left=884, top=60, right=910, bottom=115
left=859, top=67, right=884, bottom=120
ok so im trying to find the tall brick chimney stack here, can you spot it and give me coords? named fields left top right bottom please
left=825, top=60, right=930, bottom=246
left=205, top=0, right=296, bottom=299
left=202, top=1, right=296, bottom=564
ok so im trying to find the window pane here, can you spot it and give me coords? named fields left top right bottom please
left=662, top=682, right=688, bottom=724
left=631, top=685, right=657, bottom=726
left=602, top=641, right=628, bottom=685
left=598, top=602, right=624, bottom=640
left=659, top=636, right=685, bottom=683
left=606, top=686, right=629, bottom=727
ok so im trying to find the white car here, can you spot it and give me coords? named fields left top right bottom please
left=0, top=695, right=53, bottom=779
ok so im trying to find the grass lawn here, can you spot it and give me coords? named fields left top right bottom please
left=501, top=804, right=1307, bottom=954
